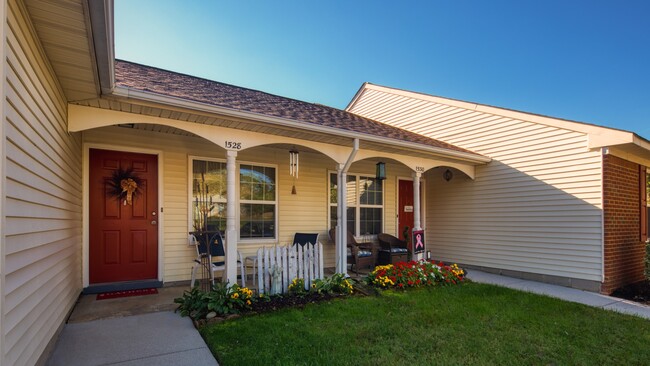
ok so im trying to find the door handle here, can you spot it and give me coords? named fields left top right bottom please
left=151, top=220, right=157, bottom=225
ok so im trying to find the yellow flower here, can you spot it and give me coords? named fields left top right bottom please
left=232, top=293, right=239, bottom=299
left=246, top=300, right=251, bottom=305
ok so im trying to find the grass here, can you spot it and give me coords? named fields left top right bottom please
left=200, top=282, right=650, bottom=365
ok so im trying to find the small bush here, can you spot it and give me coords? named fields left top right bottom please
left=311, top=273, right=354, bottom=295
left=175, top=282, right=255, bottom=318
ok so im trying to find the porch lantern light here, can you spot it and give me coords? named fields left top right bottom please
left=376, top=162, right=386, bottom=180
left=443, top=169, right=453, bottom=182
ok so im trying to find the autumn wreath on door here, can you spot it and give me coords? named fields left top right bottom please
left=108, top=167, right=143, bottom=205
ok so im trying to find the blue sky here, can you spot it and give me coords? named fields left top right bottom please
left=115, top=1, right=650, bottom=139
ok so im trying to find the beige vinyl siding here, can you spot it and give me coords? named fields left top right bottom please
left=3, top=0, right=82, bottom=365
left=83, top=125, right=407, bottom=280
left=350, top=88, right=603, bottom=281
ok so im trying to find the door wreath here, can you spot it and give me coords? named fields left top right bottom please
left=108, top=167, right=143, bottom=205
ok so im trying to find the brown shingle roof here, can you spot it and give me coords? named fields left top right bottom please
left=114, top=60, right=482, bottom=157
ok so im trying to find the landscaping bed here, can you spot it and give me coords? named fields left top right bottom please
left=611, top=280, right=650, bottom=306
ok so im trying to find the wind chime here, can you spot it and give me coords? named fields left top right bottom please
left=289, top=149, right=299, bottom=194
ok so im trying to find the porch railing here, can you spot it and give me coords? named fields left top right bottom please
left=256, top=243, right=324, bottom=295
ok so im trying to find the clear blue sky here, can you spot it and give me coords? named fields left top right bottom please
left=115, top=0, right=650, bottom=139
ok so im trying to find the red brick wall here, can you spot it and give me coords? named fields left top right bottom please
left=602, top=155, right=645, bottom=294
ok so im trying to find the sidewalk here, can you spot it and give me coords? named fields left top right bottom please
left=46, top=311, right=218, bottom=366
left=467, top=269, right=650, bottom=320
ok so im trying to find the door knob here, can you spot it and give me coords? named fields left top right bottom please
left=151, top=220, right=157, bottom=225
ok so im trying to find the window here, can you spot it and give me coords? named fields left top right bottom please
left=191, top=158, right=277, bottom=240
left=640, top=166, right=650, bottom=242
left=329, top=172, right=383, bottom=236
left=192, top=159, right=227, bottom=233
left=240, top=164, right=276, bottom=239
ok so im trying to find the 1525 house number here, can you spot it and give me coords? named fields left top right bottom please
left=225, top=141, right=242, bottom=150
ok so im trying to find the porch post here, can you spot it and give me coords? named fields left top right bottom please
left=340, top=169, right=349, bottom=274
left=335, top=165, right=343, bottom=273
left=225, top=150, right=238, bottom=285
left=413, top=171, right=422, bottom=261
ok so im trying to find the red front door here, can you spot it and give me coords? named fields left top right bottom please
left=89, top=149, right=158, bottom=284
left=398, top=179, right=414, bottom=250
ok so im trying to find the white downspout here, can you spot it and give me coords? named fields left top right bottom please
left=337, top=138, right=359, bottom=274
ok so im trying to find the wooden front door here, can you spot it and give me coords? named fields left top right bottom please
left=398, top=179, right=414, bottom=250
left=89, top=149, right=158, bottom=284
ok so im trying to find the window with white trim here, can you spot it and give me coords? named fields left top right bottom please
left=191, top=158, right=277, bottom=240
left=329, top=172, right=383, bottom=236
left=239, top=164, right=276, bottom=239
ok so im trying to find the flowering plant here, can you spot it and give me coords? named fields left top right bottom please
left=311, top=273, right=354, bottom=295
left=366, top=260, right=465, bottom=289
left=288, top=278, right=307, bottom=295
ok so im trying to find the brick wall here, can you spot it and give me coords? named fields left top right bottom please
left=602, top=154, right=645, bottom=294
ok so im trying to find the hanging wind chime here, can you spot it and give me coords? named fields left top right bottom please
left=289, top=149, right=299, bottom=194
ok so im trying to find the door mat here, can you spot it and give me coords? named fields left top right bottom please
left=96, top=288, right=158, bottom=300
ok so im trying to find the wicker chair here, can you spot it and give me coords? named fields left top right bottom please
left=328, top=228, right=375, bottom=274
left=377, top=233, right=409, bottom=265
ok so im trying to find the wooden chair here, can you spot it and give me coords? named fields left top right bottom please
left=377, top=233, right=409, bottom=265
left=292, top=233, right=319, bottom=247
left=328, top=228, right=376, bottom=274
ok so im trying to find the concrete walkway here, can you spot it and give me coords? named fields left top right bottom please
left=46, top=311, right=218, bottom=366
left=467, top=269, right=650, bottom=320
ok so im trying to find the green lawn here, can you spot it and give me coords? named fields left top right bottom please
left=200, top=282, right=650, bottom=365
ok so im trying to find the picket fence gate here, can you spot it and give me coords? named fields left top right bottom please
left=256, top=243, right=324, bottom=294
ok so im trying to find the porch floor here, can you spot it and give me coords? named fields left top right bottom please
left=67, top=284, right=188, bottom=323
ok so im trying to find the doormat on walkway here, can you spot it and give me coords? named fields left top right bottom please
left=96, top=288, right=158, bottom=300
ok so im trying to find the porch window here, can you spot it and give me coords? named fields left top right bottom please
left=191, top=159, right=277, bottom=240
left=240, top=164, right=276, bottom=239
left=329, top=172, right=383, bottom=236
left=192, top=159, right=227, bottom=233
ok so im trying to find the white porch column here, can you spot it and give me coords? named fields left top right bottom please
left=335, top=165, right=344, bottom=273
left=413, top=171, right=422, bottom=260
left=225, top=150, right=238, bottom=285
left=340, top=170, right=348, bottom=274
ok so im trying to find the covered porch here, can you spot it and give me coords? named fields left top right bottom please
left=68, top=62, right=489, bottom=290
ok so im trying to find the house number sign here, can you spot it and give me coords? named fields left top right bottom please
left=225, top=141, right=242, bottom=150
left=415, top=166, right=425, bottom=173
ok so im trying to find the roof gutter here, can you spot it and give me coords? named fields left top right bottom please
left=111, top=86, right=491, bottom=164
left=87, top=0, right=115, bottom=94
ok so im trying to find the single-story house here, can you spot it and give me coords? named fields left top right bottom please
left=0, top=0, right=648, bottom=365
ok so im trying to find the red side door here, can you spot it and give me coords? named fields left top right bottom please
left=398, top=179, right=414, bottom=250
left=89, top=149, right=158, bottom=284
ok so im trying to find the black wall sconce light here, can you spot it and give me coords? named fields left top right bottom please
left=443, top=169, right=453, bottom=182
left=376, top=162, right=386, bottom=180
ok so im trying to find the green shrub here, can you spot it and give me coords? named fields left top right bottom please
left=311, top=273, right=353, bottom=295
left=175, top=282, right=255, bottom=319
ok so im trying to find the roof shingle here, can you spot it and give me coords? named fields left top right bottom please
left=114, top=60, right=482, bottom=157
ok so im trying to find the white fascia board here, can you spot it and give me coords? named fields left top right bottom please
left=111, top=86, right=491, bottom=164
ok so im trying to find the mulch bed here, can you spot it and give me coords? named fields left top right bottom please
left=611, top=280, right=650, bottom=306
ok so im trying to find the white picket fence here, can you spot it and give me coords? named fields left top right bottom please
left=256, top=243, right=324, bottom=295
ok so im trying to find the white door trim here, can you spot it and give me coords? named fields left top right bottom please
left=82, top=143, right=165, bottom=287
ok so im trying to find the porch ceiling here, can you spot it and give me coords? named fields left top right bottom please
left=72, top=97, right=479, bottom=164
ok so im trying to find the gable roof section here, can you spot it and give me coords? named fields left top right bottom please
left=112, top=60, right=487, bottom=162
left=347, top=82, right=650, bottom=154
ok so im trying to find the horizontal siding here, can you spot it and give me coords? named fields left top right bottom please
left=83, top=125, right=408, bottom=281
left=350, top=88, right=603, bottom=282
left=3, top=1, right=82, bottom=365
